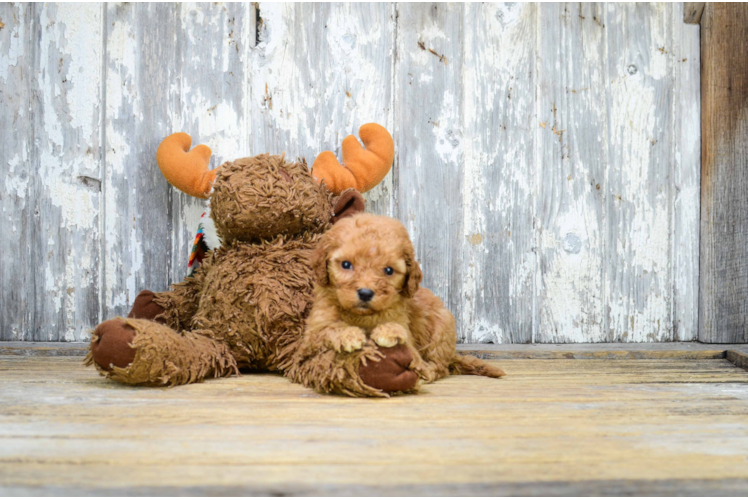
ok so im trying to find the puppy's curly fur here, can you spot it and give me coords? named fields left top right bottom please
left=303, top=213, right=505, bottom=391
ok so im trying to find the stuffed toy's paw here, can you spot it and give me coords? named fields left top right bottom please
left=89, top=291, right=163, bottom=373
left=127, top=290, right=166, bottom=322
left=89, top=319, right=137, bottom=371
left=358, top=344, right=419, bottom=393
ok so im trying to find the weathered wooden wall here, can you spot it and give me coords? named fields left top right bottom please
left=0, top=3, right=700, bottom=343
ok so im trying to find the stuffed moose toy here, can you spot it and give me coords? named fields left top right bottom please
left=86, top=123, right=420, bottom=396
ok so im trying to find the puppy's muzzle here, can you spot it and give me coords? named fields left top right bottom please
left=357, top=288, right=375, bottom=302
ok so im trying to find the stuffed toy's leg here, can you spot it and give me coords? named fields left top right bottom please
left=86, top=312, right=237, bottom=387
left=86, top=318, right=237, bottom=386
left=284, top=338, right=419, bottom=397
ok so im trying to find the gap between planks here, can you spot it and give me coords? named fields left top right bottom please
left=1, top=341, right=747, bottom=371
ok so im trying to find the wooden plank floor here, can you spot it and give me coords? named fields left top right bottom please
left=2, top=352, right=748, bottom=495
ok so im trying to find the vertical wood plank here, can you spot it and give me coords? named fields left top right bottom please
left=535, top=3, right=608, bottom=343
left=32, top=4, right=103, bottom=340
left=249, top=2, right=395, bottom=216
left=699, top=3, right=748, bottom=343
left=461, top=3, right=535, bottom=343
left=671, top=2, right=700, bottom=341
left=605, top=3, right=673, bottom=341
left=169, top=2, right=252, bottom=281
left=394, top=4, right=466, bottom=337
left=103, top=3, right=177, bottom=318
left=0, top=4, right=35, bottom=341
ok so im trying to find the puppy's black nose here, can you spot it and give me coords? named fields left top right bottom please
left=357, top=288, right=375, bottom=302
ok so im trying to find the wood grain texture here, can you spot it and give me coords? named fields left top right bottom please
left=726, top=347, right=748, bottom=372
left=671, top=2, right=701, bottom=341
left=683, top=2, right=705, bottom=24
left=699, top=3, right=748, bottom=344
left=32, top=4, right=103, bottom=341
left=2, top=355, right=748, bottom=494
left=103, top=4, right=178, bottom=319
left=395, top=3, right=466, bottom=336
left=248, top=3, right=396, bottom=217
left=535, top=3, right=700, bottom=343
left=605, top=4, right=674, bottom=342
left=536, top=3, right=608, bottom=343
left=0, top=3, right=35, bottom=341
left=0, top=3, right=704, bottom=343
left=461, top=3, right=536, bottom=343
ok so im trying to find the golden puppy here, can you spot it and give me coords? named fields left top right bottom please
left=306, top=213, right=505, bottom=392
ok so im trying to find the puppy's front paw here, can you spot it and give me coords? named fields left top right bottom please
left=410, top=360, right=438, bottom=383
left=327, top=326, right=367, bottom=353
left=371, top=323, right=409, bottom=348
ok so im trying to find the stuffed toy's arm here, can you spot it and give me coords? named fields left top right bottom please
left=153, top=261, right=209, bottom=331
left=311, top=123, right=394, bottom=195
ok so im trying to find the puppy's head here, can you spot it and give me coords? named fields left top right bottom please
left=312, top=214, right=422, bottom=315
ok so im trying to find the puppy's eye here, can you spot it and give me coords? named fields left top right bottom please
left=384, top=267, right=394, bottom=276
left=341, top=261, right=353, bottom=270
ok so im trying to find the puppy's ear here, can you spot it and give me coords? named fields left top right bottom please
left=311, top=232, right=335, bottom=286
left=331, top=189, right=365, bottom=224
left=402, top=246, right=423, bottom=298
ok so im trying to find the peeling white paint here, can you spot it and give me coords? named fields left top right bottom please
left=2, top=3, right=701, bottom=343
left=104, top=12, right=140, bottom=312
left=460, top=4, right=486, bottom=343
left=47, top=183, right=97, bottom=230
left=607, top=60, right=671, bottom=341
left=0, top=9, right=24, bottom=84
left=469, top=319, right=507, bottom=345
left=433, top=92, right=462, bottom=166
left=30, top=4, right=104, bottom=341
left=61, top=4, right=102, bottom=158
left=5, top=154, right=28, bottom=199
left=250, top=3, right=316, bottom=150
left=671, top=2, right=700, bottom=342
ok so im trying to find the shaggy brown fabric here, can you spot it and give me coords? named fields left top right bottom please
left=283, top=337, right=394, bottom=397
left=127, top=290, right=166, bottom=322
left=87, top=153, right=409, bottom=393
left=86, top=318, right=238, bottom=386
left=184, top=232, right=323, bottom=372
left=152, top=266, right=208, bottom=331
left=210, top=155, right=332, bottom=244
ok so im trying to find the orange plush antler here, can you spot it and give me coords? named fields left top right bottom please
left=311, top=123, right=394, bottom=194
left=156, top=133, right=218, bottom=199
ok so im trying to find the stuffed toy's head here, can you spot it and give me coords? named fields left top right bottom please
left=155, top=124, right=394, bottom=245
left=210, top=154, right=332, bottom=243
